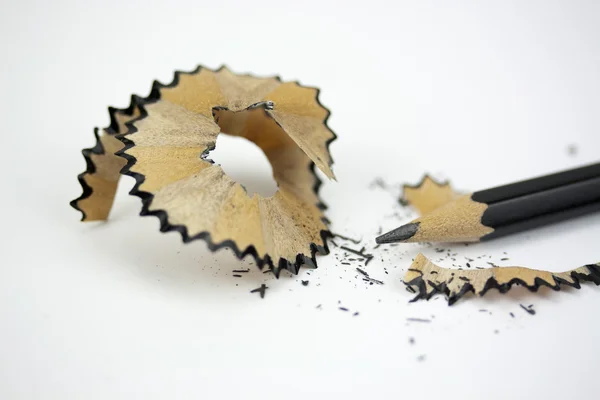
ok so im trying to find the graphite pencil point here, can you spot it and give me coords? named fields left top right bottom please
left=376, top=223, right=419, bottom=244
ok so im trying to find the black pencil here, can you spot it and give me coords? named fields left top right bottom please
left=376, top=162, right=600, bottom=244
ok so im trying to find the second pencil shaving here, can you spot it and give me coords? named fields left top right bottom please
left=404, top=254, right=600, bottom=305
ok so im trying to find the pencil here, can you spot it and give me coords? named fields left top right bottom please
left=376, top=162, right=600, bottom=244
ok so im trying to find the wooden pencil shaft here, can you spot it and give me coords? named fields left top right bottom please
left=480, top=176, right=600, bottom=228
left=472, top=162, right=600, bottom=204
left=481, top=201, right=600, bottom=241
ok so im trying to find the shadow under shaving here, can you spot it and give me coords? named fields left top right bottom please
left=417, top=277, right=600, bottom=308
left=82, top=197, right=297, bottom=297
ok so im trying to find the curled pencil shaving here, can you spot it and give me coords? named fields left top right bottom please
left=404, top=254, right=600, bottom=305
left=71, top=66, right=337, bottom=276
left=401, top=175, right=461, bottom=215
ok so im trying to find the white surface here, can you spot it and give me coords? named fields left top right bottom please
left=1, top=0, right=599, bottom=399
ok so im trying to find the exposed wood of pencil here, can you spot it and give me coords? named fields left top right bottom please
left=377, top=193, right=493, bottom=243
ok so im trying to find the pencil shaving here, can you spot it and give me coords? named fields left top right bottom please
left=404, top=254, right=600, bottom=305
left=402, top=175, right=461, bottom=215
left=71, top=66, right=336, bottom=276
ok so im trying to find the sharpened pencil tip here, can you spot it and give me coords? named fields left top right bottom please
left=376, top=223, right=420, bottom=244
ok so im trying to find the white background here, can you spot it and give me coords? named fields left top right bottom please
left=1, top=0, right=599, bottom=399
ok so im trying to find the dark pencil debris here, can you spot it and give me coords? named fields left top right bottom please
left=369, top=177, right=387, bottom=189
left=341, top=245, right=373, bottom=259
left=520, top=304, right=536, bottom=315
left=232, top=269, right=250, bottom=273
left=356, top=268, right=384, bottom=285
left=407, top=318, right=431, bottom=323
left=232, top=274, right=242, bottom=278
left=250, top=284, right=268, bottom=299
left=339, top=307, right=349, bottom=312
left=301, top=280, right=309, bottom=286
